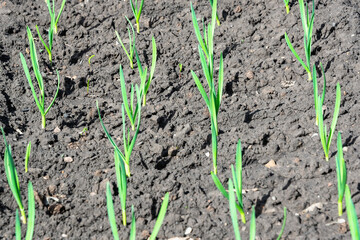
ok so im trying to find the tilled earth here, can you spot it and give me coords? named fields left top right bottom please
left=0, top=0, right=359, bottom=239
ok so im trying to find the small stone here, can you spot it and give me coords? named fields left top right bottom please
left=140, top=230, right=150, bottom=239
left=54, top=126, right=61, bottom=133
left=205, top=152, right=210, bottom=157
left=272, top=196, right=276, bottom=201
left=185, top=227, right=192, bottom=235
left=94, top=170, right=102, bottom=177
left=48, top=185, right=57, bottom=195
left=64, top=157, right=73, bottom=163
left=265, top=159, right=277, bottom=168
left=175, top=124, right=192, bottom=138
left=246, top=71, right=254, bottom=79
left=234, top=5, right=242, bottom=13
left=90, top=192, right=97, bottom=196
left=48, top=204, right=65, bottom=215
left=343, top=146, right=348, bottom=152
left=301, top=202, right=323, bottom=213
left=168, top=146, right=178, bottom=156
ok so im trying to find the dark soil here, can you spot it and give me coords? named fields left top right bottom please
left=1, top=0, right=360, bottom=239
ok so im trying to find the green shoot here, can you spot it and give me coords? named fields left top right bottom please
left=115, top=17, right=136, bottom=69
left=106, top=182, right=120, bottom=240
left=87, top=55, right=94, bottom=93
left=191, top=0, right=224, bottom=174
left=87, top=79, right=90, bottom=93
left=345, top=185, right=360, bottom=240
left=209, top=0, right=221, bottom=26
left=249, top=206, right=256, bottom=240
left=129, top=206, right=136, bottom=240
left=130, top=0, right=144, bottom=33
left=149, top=192, right=170, bottom=240
left=284, top=0, right=314, bottom=81
left=80, top=127, right=88, bottom=135
left=114, top=150, right=127, bottom=226
left=36, top=0, right=67, bottom=62
left=15, top=182, right=35, bottom=240
left=2, top=128, right=36, bottom=236
left=2, top=127, right=26, bottom=224
left=25, top=141, right=31, bottom=173
left=97, top=98, right=141, bottom=177
left=88, top=55, right=95, bottom=66
left=26, top=182, right=35, bottom=240
left=312, top=63, right=326, bottom=125
left=178, top=63, right=183, bottom=78
left=228, top=180, right=287, bottom=240
left=211, top=140, right=246, bottom=223
left=335, top=132, right=347, bottom=216
left=211, top=119, right=217, bottom=175
left=276, top=207, right=287, bottom=240
left=228, top=179, right=241, bottom=240
left=135, top=36, right=157, bottom=106
left=106, top=189, right=168, bottom=240
left=15, top=210, right=21, bottom=240
left=314, top=68, right=341, bottom=160
left=284, top=0, right=290, bottom=14
left=119, top=65, right=141, bottom=131
left=20, top=27, right=61, bottom=129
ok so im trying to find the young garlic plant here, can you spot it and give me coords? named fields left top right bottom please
left=20, top=27, right=60, bottom=129
left=313, top=65, right=341, bottom=161
left=134, top=36, right=157, bottom=106
left=1, top=127, right=35, bottom=240
left=190, top=0, right=224, bottom=174
left=116, top=17, right=136, bottom=69
left=107, top=186, right=169, bottom=240
left=335, top=132, right=347, bottom=216
left=36, top=0, right=67, bottom=62
left=284, top=0, right=314, bottom=81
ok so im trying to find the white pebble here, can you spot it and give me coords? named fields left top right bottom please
left=185, top=227, right=192, bottom=235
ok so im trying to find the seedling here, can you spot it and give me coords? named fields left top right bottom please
left=212, top=140, right=245, bottom=223
left=97, top=97, right=141, bottom=177
left=277, top=207, right=288, bottom=240
left=79, top=127, right=88, bottom=135
left=130, top=0, right=144, bottom=33
left=20, top=27, right=61, bottom=129
left=335, top=132, right=347, bottom=216
left=208, top=0, right=220, bottom=25
left=2, top=127, right=26, bottom=223
left=2, top=128, right=36, bottom=234
left=15, top=182, right=35, bottom=240
left=87, top=55, right=95, bottom=93
left=314, top=67, right=341, bottom=161
left=115, top=17, right=136, bottom=69
left=107, top=150, right=127, bottom=227
left=284, top=0, right=290, bottom=14
left=284, top=0, right=314, bottom=81
left=25, top=141, right=31, bottom=173
left=106, top=188, right=169, bottom=240
left=191, top=0, right=224, bottom=174
left=36, top=0, right=67, bottom=62
left=345, top=185, right=360, bottom=240
left=88, top=55, right=95, bottom=66
left=178, top=63, right=183, bottom=78
left=134, top=36, right=157, bottom=106
left=312, top=63, right=326, bottom=125
left=229, top=179, right=287, bottom=240
left=119, top=65, right=141, bottom=131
